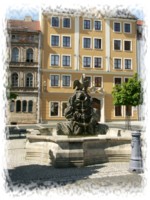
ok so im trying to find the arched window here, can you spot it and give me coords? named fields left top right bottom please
left=22, top=100, right=27, bottom=112
left=26, top=73, right=33, bottom=87
left=16, top=100, right=21, bottom=112
left=11, top=73, right=18, bottom=87
left=11, top=47, right=19, bottom=62
left=28, top=100, right=33, bottom=112
left=10, top=100, right=15, bottom=112
left=26, top=48, right=33, bottom=62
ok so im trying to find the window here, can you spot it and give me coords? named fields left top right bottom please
left=26, top=48, right=33, bottom=62
left=83, top=57, right=91, bottom=68
left=51, top=75, right=59, bottom=86
left=62, top=75, right=71, bottom=87
left=126, top=105, right=132, bottom=116
left=51, top=55, right=59, bottom=66
left=124, top=59, right=132, bottom=69
left=52, top=17, right=59, bottom=27
left=63, top=18, right=71, bottom=28
left=50, top=102, right=59, bottom=116
left=26, top=73, right=33, bottom=87
left=94, top=77, right=102, bottom=87
left=85, top=76, right=92, bottom=87
left=16, top=100, right=21, bottom=112
left=11, top=47, right=19, bottom=62
left=115, top=106, right=122, bottom=116
left=28, top=100, right=33, bottom=112
left=11, top=73, right=18, bottom=87
left=62, top=102, right=67, bottom=116
left=124, top=41, right=131, bottom=51
left=51, top=35, right=59, bottom=47
left=63, top=36, right=71, bottom=47
left=114, top=40, right=121, bottom=50
left=83, top=38, right=91, bottom=48
left=22, top=100, right=27, bottom=112
left=94, top=38, right=102, bottom=49
left=114, top=22, right=121, bottom=32
left=94, top=57, right=102, bottom=68
left=10, top=100, right=15, bottom=112
left=124, top=23, right=131, bottom=33
left=114, top=77, right=121, bottom=85
left=62, top=55, right=71, bottom=67
left=84, top=19, right=91, bottom=29
left=124, top=77, right=129, bottom=83
left=114, top=58, right=122, bottom=69
left=94, top=20, right=102, bottom=31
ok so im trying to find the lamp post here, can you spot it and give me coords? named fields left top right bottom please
left=129, top=130, right=143, bottom=173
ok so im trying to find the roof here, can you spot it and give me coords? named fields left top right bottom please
left=137, top=20, right=143, bottom=26
left=7, top=19, right=41, bottom=32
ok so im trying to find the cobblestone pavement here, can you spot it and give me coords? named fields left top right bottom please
left=4, top=138, right=146, bottom=197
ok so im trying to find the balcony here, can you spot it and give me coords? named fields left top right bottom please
left=9, top=61, right=38, bottom=68
left=10, top=37, right=39, bottom=44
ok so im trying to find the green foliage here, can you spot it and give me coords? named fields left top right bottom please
left=7, top=92, right=18, bottom=100
left=112, top=73, right=143, bottom=107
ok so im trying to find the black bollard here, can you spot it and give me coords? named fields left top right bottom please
left=129, top=130, right=143, bottom=173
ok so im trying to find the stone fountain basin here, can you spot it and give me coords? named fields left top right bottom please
left=25, top=128, right=134, bottom=168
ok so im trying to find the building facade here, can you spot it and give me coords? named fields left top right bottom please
left=40, top=10, right=138, bottom=123
left=7, top=16, right=41, bottom=124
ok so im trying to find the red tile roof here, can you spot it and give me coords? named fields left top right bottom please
left=137, top=20, right=143, bottom=26
left=7, top=19, right=41, bottom=32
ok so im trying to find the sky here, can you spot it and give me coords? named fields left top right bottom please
left=3, top=0, right=145, bottom=21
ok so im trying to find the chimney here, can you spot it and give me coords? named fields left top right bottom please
left=24, top=16, right=32, bottom=21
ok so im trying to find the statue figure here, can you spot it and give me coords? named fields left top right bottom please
left=57, top=74, right=108, bottom=135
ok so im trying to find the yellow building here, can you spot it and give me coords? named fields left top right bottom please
left=40, top=10, right=138, bottom=123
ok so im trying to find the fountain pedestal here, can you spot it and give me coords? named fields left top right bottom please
left=25, top=130, right=132, bottom=168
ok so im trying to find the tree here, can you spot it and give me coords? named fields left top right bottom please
left=112, top=73, right=143, bottom=129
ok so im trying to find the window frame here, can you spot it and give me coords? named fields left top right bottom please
left=11, top=47, right=19, bottom=62
left=26, top=48, right=33, bottom=63
left=50, top=34, right=60, bottom=47
left=93, top=56, right=103, bottom=69
left=82, top=56, right=92, bottom=68
left=114, top=105, right=122, bottom=117
left=51, top=16, right=60, bottom=28
left=62, top=35, right=71, bottom=48
left=28, top=100, right=33, bottom=113
left=94, top=76, right=103, bottom=88
left=113, top=57, right=122, bottom=70
left=114, top=77, right=122, bottom=86
left=123, top=40, right=132, bottom=51
left=83, top=19, right=91, bottom=30
left=123, top=22, right=132, bottom=34
left=50, top=54, right=60, bottom=67
left=50, top=74, right=60, bottom=87
left=113, top=22, right=121, bottom=33
left=11, top=72, right=19, bottom=87
left=93, top=38, right=102, bottom=50
left=61, top=101, right=68, bottom=117
left=62, top=54, right=71, bottom=67
left=62, top=17, right=71, bottom=28
left=113, top=39, right=122, bottom=51
left=94, top=20, right=102, bottom=31
left=82, top=37, right=92, bottom=49
left=61, top=74, right=71, bottom=87
left=49, top=101, right=60, bottom=117
left=124, top=58, right=132, bottom=70
left=26, top=73, right=33, bottom=87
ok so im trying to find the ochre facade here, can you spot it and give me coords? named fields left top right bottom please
left=40, top=12, right=138, bottom=123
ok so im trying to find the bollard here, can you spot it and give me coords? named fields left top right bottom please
left=129, top=130, right=143, bottom=173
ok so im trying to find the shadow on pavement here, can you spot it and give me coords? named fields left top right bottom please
left=5, top=164, right=105, bottom=191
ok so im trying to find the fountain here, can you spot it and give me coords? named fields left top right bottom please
left=57, top=76, right=108, bottom=136
left=25, top=75, right=134, bottom=168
